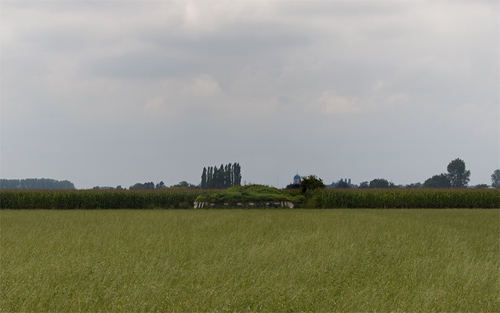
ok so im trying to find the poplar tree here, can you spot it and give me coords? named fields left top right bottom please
left=201, top=167, right=207, bottom=189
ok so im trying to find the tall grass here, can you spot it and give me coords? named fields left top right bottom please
left=1, top=209, right=498, bottom=312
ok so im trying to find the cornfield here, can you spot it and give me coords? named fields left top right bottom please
left=0, top=188, right=498, bottom=209
left=0, top=189, right=205, bottom=210
left=311, top=188, right=500, bottom=208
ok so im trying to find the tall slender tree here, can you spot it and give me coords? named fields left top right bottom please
left=200, top=163, right=242, bottom=188
left=201, top=167, right=207, bottom=189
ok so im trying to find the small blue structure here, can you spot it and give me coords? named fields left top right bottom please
left=293, top=174, right=301, bottom=186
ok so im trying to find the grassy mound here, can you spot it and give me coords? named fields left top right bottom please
left=195, top=185, right=304, bottom=203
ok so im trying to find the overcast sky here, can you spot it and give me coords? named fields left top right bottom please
left=1, top=1, right=498, bottom=189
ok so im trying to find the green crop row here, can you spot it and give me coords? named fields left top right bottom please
left=1, top=188, right=498, bottom=209
left=0, top=189, right=208, bottom=210
left=311, top=188, right=500, bottom=208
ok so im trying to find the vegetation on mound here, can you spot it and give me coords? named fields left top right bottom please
left=195, top=185, right=305, bottom=203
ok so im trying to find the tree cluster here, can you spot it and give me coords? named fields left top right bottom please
left=0, top=178, right=75, bottom=190
left=201, top=163, right=242, bottom=189
left=329, top=178, right=356, bottom=188
left=171, top=181, right=199, bottom=189
left=358, top=178, right=396, bottom=188
left=423, top=158, right=470, bottom=188
left=129, top=181, right=166, bottom=190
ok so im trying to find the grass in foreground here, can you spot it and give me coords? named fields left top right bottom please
left=1, top=209, right=499, bottom=312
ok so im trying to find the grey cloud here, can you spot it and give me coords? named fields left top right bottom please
left=1, top=1, right=498, bottom=188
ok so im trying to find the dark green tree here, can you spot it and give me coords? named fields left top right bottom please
left=201, top=167, right=207, bottom=189
left=475, top=184, right=489, bottom=189
left=233, top=163, right=242, bottom=186
left=405, top=182, right=422, bottom=188
left=358, top=181, right=369, bottom=188
left=218, top=164, right=225, bottom=188
left=491, top=169, right=500, bottom=188
left=156, top=181, right=166, bottom=189
left=369, top=178, right=391, bottom=188
left=336, top=178, right=351, bottom=188
left=300, top=175, right=325, bottom=193
left=447, top=158, right=470, bottom=188
left=423, top=174, right=451, bottom=188
left=130, top=182, right=155, bottom=190
left=201, top=163, right=242, bottom=189
left=0, top=178, right=75, bottom=190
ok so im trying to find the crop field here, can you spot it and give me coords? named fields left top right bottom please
left=1, top=188, right=498, bottom=209
left=1, top=209, right=499, bottom=312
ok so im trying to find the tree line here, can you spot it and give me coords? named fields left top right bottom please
left=326, top=158, right=499, bottom=189
left=0, top=178, right=75, bottom=190
left=201, top=163, right=242, bottom=189
left=126, top=163, right=243, bottom=190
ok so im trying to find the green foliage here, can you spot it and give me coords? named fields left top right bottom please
left=311, top=188, right=500, bottom=208
left=201, top=163, right=241, bottom=189
left=300, top=175, right=325, bottom=193
left=423, top=173, right=451, bottom=188
left=0, top=178, right=75, bottom=190
left=2, top=210, right=498, bottom=312
left=492, top=169, right=500, bottom=188
left=129, top=182, right=156, bottom=190
left=475, top=184, right=489, bottom=189
left=369, top=178, right=394, bottom=188
left=336, top=179, right=351, bottom=188
left=170, top=181, right=199, bottom=189
left=447, top=158, right=471, bottom=188
left=0, top=189, right=206, bottom=209
left=2, top=188, right=498, bottom=209
left=195, top=185, right=304, bottom=203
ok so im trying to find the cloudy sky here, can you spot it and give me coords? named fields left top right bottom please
left=1, top=1, right=498, bottom=189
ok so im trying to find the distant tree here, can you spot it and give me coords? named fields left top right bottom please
left=129, top=182, right=155, bottom=190
left=171, top=181, right=199, bottom=189
left=369, top=178, right=392, bottom=188
left=358, top=181, right=369, bottom=188
left=423, top=174, right=451, bottom=188
left=201, top=163, right=241, bottom=189
left=447, top=158, right=470, bottom=188
left=0, top=178, right=75, bottom=190
left=336, top=179, right=351, bottom=189
left=207, top=167, right=213, bottom=187
left=129, top=183, right=142, bottom=190
left=406, top=182, right=422, bottom=188
left=300, top=175, right=325, bottom=193
left=286, top=183, right=300, bottom=189
left=176, top=181, right=189, bottom=188
left=116, top=185, right=123, bottom=190
left=475, top=184, right=489, bottom=189
left=156, top=181, right=166, bottom=189
left=201, top=167, right=207, bottom=189
left=233, top=163, right=242, bottom=186
left=491, top=169, right=500, bottom=188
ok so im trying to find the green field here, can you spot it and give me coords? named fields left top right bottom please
left=1, top=209, right=499, bottom=312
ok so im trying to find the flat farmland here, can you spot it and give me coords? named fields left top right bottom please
left=1, top=209, right=498, bottom=312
